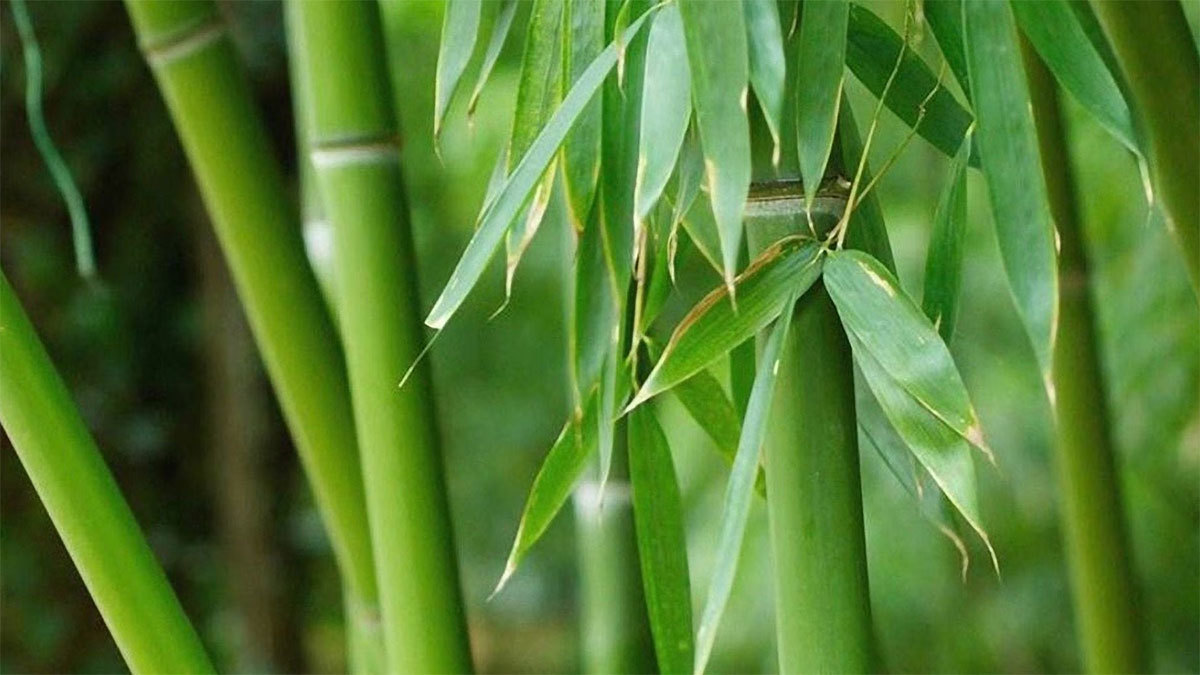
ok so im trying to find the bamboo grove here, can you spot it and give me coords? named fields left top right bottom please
left=1, top=0, right=1196, bottom=673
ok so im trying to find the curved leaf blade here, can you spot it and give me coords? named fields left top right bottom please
left=635, top=3, right=692, bottom=226
left=795, top=0, right=848, bottom=209
left=435, top=0, right=482, bottom=138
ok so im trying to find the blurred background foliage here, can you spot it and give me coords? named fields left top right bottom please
left=0, top=1, right=1196, bottom=673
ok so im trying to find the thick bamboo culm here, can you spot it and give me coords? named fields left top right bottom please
left=121, top=0, right=379, bottom=652
left=289, top=1, right=472, bottom=672
left=1023, top=43, right=1147, bottom=674
left=0, top=273, right=212, bottom=674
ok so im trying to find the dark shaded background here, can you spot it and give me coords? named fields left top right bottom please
left=1, top=2, right=1197, bottom=673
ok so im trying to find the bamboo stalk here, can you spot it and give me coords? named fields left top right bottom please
left=289, top=1, right=472, bottom=671
left=0, top=272, right=213, bottom=674
left=1023, top=42, right=1148, bottom=674
left=122, top=0, right=379, bottom=659
left=1089, top=0, right=1199, bottom=292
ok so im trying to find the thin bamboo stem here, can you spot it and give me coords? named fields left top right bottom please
left=1024, top=42, right=1147, bottom=674
left=1089, top=0, right=1199, bottom=292
left=0, top=272, right=212, bottom=674
left=289, top=1, right=472, bottom=671
left=123, top=0, right=379, bottom=622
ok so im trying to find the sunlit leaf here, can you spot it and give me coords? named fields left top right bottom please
left=425, top=9, right=659, bottom=330
left=678, top=0, right=751, bottom=288
left=634, top=3, right=691, bottom=227
left=694, top=295, right=796, bottom=675
left=845, top=4, right=978, bottom=165
left=964, top=0, right=1059, bottom=387
left=744, top=0, right=786, bottom=160
left=628, top=407, right=694, bottom=675
left=1012, top=0, right=1137, bottom=152
left=795, top=0, right=848, bottom=210
left=466, top=0, right=518, bottom=118
left=562, top=0, right=605, bottom=230
left=434, top=0, right=481, bottom=139
left=922, top=129, right=971, bottom=341
left=628, top=238, right=823, bottom=410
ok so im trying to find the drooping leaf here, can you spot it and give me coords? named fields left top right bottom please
left=837, top=99, right=897, bottom=273
left=1011, top=0, right=1137, bottom=152
left=964, top=0, right=1059, bottom=387
left=435, top=0, right=482, bottom=139
left=573, top=201, right=617, bottom=405
left=466, top=0, right=519, bottom=118
left=596, top=328, right=621, bottom=493
left=678, top=0, right=751, bottom=288
left=744, top=0, right=787, bottom=160
left=628, top=238, right=823, bottom=410
left=922, top=129, right=971, bottom=341
left=494, top=397, right=599, bottom=594
left=923, top=0, right=970, bottom=99
left=562, top=0, right=605, bottom=230
left=845, top=4, right=978, bottom=165
left=425, top=9, right=659, bottom=330
left=641, top=225, right=674, bottom=334
left=694, top=295, right=796, bottom=675
left=671, top=128, right=704, bottom=232
left=634, top=3, right=692, bottom=227
left=824, top=250, right=987, bottom=454
left=628, top=407, right=694, bottom=675
left=679, top=190, right=726, bottom=276
left=795, top=0, right=848, bottom=209
left=671, top=368, right=740, bottom=465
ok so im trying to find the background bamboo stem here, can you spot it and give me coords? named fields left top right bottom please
left=289, top=1, right=472, bottom=671
left=122, top=0, right=379, bottom=624
left=1089, top=0, right=1199, bottom=291
left=0, top=272, right=213, bottom=674
left=1024, top=42, right=1148, bottom=674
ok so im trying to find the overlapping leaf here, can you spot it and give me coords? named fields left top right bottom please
left=744, top=0, right=786, bottom=160
left=435, top=0, right=481, bottom=139
left=837, top=99, right=897, bottom=272
left=467, top=0, right=518, bottom=118
left=628, top=238, right=823, bottom=410
left=922, top=0, right=970, bottom=99
left=964, top=0, right=1059, bottom=387
left=922, top=130, right=972, bottom=340
left=634, top=4, right=692, bottom=227
left=795, top=0, right=848, bottom=209
left=562, top=0, right=605, bottom=230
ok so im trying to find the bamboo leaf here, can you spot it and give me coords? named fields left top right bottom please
left=694, top=295, right=796, bottom=675
left=923, top=0, right=970, bottom=99
left=434, top=0, right=481, bottom=139
left=634, top=3, right=691, bottom=227
left=845, top=4, right=978, bottom=165
left=495, top=397, right=600, bottom=594
left=744, top=0, right=786, bottom=160
left=963, top=0, right=1059, bottom=387
left=795, top=0, right=848, bottom=209
left=574, top=202, right=618, bottom=404
left=837, top=99, right=897, bottom=273
left=628, top=238, right=823, bottom=410
left=824, top=250, right=988, bottom=455
left=628, top=407, right=694, bottom=675
left=680, top=190, right=726, bottom=276
left=597, top=329, right=621, bottom=493
left=671, top=368, right=741, bottom=465
left=678, top=0, right=751, bottom=288
left=562, top=0, right=605, bottom=229
left=1011, top=0, right=1137, bottom=152
left=921, top=129, right=971, bottom=341
left=426, top=9, right=659, bottom=330
left=672, top=127, right=704, bottom=232
left=466, top=0, right=518, bottom=118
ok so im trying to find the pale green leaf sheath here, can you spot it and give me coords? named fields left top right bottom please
left=629, top=239, right=824, bottom=409
left=964, top=0, right=1059, bottom=391
left=434, top=0, right=481, bottom=139
left=795, top=0, right=848, bottom=210
left=425, top=9, right=659, bottom=330
left=824, top=250, right=988, bottom=457
left=634, top=3, right=691, bottom=227
left=922, top=129, right=972, bottom=341
left=694, top=295, right=797, bottom=675
left=678, top=0, right=751, bottom=288
left=1011, top=0, right=1136, bottom=152
left=744, top=0, right=786, bottom=160
left=628, top=407, right=694, bottom=675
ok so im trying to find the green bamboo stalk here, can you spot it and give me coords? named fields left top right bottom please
left=1023, top=42, right=1148, bottom=674
left=122, top=0, right=379, bottom=646
left=1089, top=0, right=1199, bottom=292
left=289, top=1, right=472, bottom=671
left=0, top=272, right=213, bottom=674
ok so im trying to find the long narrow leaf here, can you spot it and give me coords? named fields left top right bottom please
left=678, top=0, right=751, bottom=288
left=923, top=0, right=970, bottom=99
left=964, top=0, right=1059, bottom=388
left=426, top=9, right=658, bottom=330
left=744, top=0, right=786, bottom=159
left=562, top=0, right=605, bottom=229
left=629, top=238, right=823, bottom=410
left=628, top=407, right=694, bottom=675
left=795, top=0, right=848, bottom=210
left=434, top=0, right=481, bottom=139
left=634, top=3, right=691, bottom=226
left=694, top=295, right=796, bottom=675
left=922, top=130, right=972, bottom=341
left=574, top=202, right=617, bottom=404
left=837, top=99, right=897, bottom=273
left=466, top=0, right=518, bottom=118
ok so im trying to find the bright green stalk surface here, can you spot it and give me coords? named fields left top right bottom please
left=1025, top=44, right=1147, bottom=674
left=291, top=1, right=471, bottom=672
left=123, top=0, right=378, bottom=616
left=0, top=273, right=212, bottom=674
left=1089, top=0, right=1199, bottom=291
